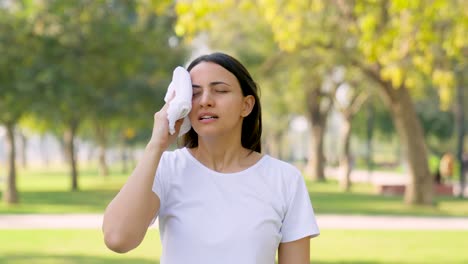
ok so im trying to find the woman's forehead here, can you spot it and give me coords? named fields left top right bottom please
left=190, top=62, right=238, bottom=83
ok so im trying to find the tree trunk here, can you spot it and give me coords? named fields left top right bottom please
left=265, top=131, right=281, bottom=159
left=129, top=148, right=136, bottom=169
left=121, top=144, right=128, bottom=174
left=306, top=123, right=326, bottom=181
left=339, top=116, right=352, bottom=191
left=98, top=145, right=108, bottom=176
left=19, top=131, right=27, bottom=169
left=455, top=77, right=466, bottom=198
left=3, top=122, right=18, bottom=204
left=366, top=103, right=375, bottom=182
left=361, top=64, right=434, bottom=205
left=95, top=123, right=109, bottom=177
left=64, top=121, right=79, bottom=191
left=386, top=86, right=433, bottom=205
left=305, top=88, right=332, bottom=181
left=275, top=131, right=284, bottom=160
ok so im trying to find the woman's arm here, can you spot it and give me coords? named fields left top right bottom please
left=278, top=237, right=310, bottom=264
left=102, top=102, right=181, bottom=253
left=102, top=144, right=163, bottom=253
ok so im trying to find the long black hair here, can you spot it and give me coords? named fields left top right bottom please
left=182, top=52, right=262, bottom=153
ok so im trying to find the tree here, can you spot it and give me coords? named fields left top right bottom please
left=337, top=0, right=466, bottom=204
left=175, top=0, right=467, bottom=204
left=0, top=8, right=42, bottom=203
left=28, top=0, right=187, bottom=188
left=454, top=66, right=466, bottom=198
left=254, top=0, right=465, bottom=205
left=335, top=75, right=369, bottom=191
left=175, top=1, right=343, bottom=180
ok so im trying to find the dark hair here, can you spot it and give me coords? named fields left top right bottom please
left=182, top=52, right=262, bottom=153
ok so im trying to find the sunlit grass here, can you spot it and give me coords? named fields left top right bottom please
left=0, top=165, right=127, bottom=214
left=1, top=165, right=468, bottom=216
left=0, top=229, right=467, bottom=264
left=0, top=229, right=160, bottom=264
left=1, top=165, right=468, bottom=263
left=311, top=229, right=468, bottom=264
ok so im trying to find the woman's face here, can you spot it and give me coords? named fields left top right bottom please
left=188, top=62, right=254, bottom=139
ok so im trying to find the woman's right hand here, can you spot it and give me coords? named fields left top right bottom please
left=148, top=101, right=183, bottom=151
left=104, top=101, right=181, bottom=253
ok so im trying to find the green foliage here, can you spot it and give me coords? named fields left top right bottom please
left=174, top=1, right=466, bottom=205
left=3, top=0, right=188, bottom=144
left=0, top=8, right=42, bottom=123
left=351, top=98, right=395, bottom=140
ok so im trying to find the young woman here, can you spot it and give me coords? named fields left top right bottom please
left=102, top=52, right=319, bottom=264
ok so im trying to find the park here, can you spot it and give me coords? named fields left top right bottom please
left=1, top=0, right=467, bottom=263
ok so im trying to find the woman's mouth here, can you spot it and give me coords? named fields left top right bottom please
left=199, top=115, right=218, bottom=120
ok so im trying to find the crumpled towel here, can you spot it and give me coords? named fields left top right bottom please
left=164, top=66, right=192, bottom=136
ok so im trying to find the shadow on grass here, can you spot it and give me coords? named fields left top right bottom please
left=0, top=254, right=385, bottom=264
left=310, top=190, right=401, bottom=215
left=0, top=253, right=158, bottom=264
left=22, top=189, right=117, bottom=206
left=0, top=189, right=117, bottom=214
left=312, top=262, right=380, bottom=264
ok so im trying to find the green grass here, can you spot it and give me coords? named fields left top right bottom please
left=1, top=165, right=468, bottom=216
left=307, top=180, right=468, bottom=217
left=0, top=166, right=126, bottom=214
left=0, top=229, right=159, bottom=264
left=0, top=229, right=467, bottom=264
left=1, top=166, right=468, bottom=264
left=312, top=229, right=468, bottom=264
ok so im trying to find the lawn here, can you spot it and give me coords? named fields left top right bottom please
left=0, top=166, right=126, bottom=214
left=0, top=229, right=159, bottom=264
left=1, top=166, right=468, bottom=264
left=1, top=165, right=468, bottom=216
left=307, top=180, right=468, bottom=217
left=0, top=229, right=467, bottom=264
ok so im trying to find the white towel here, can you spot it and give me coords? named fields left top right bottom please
left=164, top=66, right=192, bottom=136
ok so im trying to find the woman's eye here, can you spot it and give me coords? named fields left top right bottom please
left=216, top=90, right=228, bottom=93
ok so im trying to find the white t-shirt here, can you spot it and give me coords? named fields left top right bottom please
left=152, top=147, right=319, bottom=264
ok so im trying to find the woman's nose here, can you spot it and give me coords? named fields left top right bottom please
left=199, top=90, right=214, bottom=107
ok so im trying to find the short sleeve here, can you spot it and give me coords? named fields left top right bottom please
left=152, top=165, right=165, bottom=204
left=280, top=173, right=320, bottom=242
left=150, top=152, right=167, bottom=224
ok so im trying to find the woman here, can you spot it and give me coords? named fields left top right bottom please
left=102, top=52, right=319, bottom=263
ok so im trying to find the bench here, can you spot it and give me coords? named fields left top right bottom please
left=375, top=183, right=454, bottom=196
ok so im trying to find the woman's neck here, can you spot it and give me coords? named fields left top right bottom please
left=189, top=140, right=255, bottom=173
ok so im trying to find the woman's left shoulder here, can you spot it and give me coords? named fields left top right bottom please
left=260, top=155, right=302, bottom=176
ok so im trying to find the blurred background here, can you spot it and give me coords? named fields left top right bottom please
left=0, top=0, right=467, bottom=263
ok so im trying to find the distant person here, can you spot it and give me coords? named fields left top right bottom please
left=102, top=52, right=319, bottom=264
left=430, top=154, right=442, bottom=184
left=439, top=152, right=455, bottom=184
left=434, top=169, right=442, bottom=184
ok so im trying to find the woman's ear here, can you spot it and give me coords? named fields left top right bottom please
left=241, top=95, right=255, bottom=117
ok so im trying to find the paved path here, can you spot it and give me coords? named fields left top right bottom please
left=325, top=167, right=409, bottom=184
left=1, top=214, right=468, bottom=230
